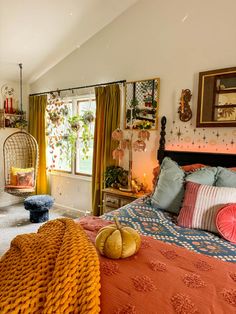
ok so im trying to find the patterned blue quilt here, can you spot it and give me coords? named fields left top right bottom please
left=103, top=197, right=236, bottom=263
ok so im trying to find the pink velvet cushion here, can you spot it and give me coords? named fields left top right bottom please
left=216, top=204, right=236, bottom=243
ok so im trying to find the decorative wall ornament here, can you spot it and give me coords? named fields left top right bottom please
left=112, top=127, right=150, bottom=191
left=178, top=89, right=192, bottom=122
left=125, top=78, right=160, bottom=129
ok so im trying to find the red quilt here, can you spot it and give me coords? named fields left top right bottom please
left=79, top=216, right=236, bottom=314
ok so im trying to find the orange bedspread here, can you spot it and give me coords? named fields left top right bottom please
left=80, top=216, right=236, bottom=314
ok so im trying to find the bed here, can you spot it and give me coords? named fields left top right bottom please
left=103, top=116, right=236, bottom=262
left=1, top=116, right=236, bottom=313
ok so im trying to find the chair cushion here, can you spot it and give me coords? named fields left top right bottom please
left=11, top=167, right=34, bottom=186
left=16, top=171, right=34, bottom=187
left=216, top=204, right=236, bottom=243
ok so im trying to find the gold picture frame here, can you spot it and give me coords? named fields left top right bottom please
left=197, top=67, right=236, bottom=127
left=125, top=78, right=160, bottom=130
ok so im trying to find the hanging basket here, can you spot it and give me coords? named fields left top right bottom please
left=3, top=132, right=39, bottom=197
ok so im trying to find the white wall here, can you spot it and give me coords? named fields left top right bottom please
left=50, top=173, right=91, bottom=214
left=0, top=80, right=29, bottom=207
left=30, top=0, right=236, bottom=208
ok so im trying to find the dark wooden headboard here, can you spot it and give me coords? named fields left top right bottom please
left=157, top=116, right=236, bottom=167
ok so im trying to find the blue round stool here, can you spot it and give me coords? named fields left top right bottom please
left=24, top=195, right=54, bottom=223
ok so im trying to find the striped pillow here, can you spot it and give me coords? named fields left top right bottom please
left=177, top=182, right=236, bottom=233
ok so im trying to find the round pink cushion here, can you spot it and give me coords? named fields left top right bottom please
left=216, top=204, right=236, bottom=243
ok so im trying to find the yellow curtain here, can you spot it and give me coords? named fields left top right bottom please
left=92, top=84, right=121, bottom=216
left=29, top=95, right=48, bottom=194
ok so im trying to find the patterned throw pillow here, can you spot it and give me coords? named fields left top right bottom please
left=11, top=167, right=34, bottom=186
left=178, top=182, right=236, bottom=233
left=16, top=171, right=34, bottom=187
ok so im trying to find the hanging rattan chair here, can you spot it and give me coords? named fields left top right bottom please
left=3, top=131, right=38, bottom=197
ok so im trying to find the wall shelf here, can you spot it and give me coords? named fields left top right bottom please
left=0, top=109, right=26, bottom=129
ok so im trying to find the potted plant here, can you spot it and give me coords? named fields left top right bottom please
left=104, top=166, right=128, bottom=189
left=13, top=116, right=28, bottom=129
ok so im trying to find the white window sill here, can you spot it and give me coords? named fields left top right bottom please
left=49, top=171, right=92, bottom=182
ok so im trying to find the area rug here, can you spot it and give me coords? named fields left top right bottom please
left=0, top=203, right=86, bottom=256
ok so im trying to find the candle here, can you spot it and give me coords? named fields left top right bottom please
left=130, top=107, right=133, bottom=129
left=143, top=172, right=148, bottom=191
left=10, top=97, right=13, bottom=113
left=143, top=172, right=146, bottom=182
left=5, top=98, right=8, bottom=113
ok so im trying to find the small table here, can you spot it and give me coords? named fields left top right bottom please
left=102, top=188, right=147, bottom=214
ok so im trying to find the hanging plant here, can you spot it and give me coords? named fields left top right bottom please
left=81, top=110, right=94, bottom=124
left=80, top=110, right=95, bottom=159
left=68, top=115, right=80, bottom=131
left=65, top=111, right=94, bottom=161
left=48, top=111, right=62, bottom=125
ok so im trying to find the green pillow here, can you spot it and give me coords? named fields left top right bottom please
left=151, top=157, right=218, bottom=214
left=151, top=157, right=185, bottom=213
left=215, top=167, right=236, bottom=187
left=186, top=167, right=217, bottom=186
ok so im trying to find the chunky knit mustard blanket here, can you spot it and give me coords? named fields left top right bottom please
left=0, top=218, right=101, bottom=314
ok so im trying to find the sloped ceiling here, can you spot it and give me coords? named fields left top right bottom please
left=0, top=0, right=138, bottom=83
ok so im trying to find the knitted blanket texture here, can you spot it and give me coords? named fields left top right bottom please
left=0, top=218, right=101, bottom=314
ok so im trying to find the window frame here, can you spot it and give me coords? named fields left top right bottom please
left=47, top=95, right=95, bottom=177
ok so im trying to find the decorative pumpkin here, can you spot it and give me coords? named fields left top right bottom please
left=95, top=217, right=141, bottom=259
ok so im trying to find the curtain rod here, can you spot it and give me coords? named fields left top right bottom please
left=29, top=79, right=126, bottom=97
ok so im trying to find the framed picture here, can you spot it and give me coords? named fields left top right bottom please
left=125, top=78, right=160, bottom=129
left=197, top=67, right=236, bottom=127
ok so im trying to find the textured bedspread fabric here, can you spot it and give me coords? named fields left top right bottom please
left=80, top=216, right=236, bottom=314
left=103, top=198, right=236, bottom=262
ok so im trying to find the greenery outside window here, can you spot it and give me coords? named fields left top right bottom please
left=46, top=95, right=96, bottom=176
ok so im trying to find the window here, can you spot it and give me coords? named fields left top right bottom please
left=46, top=95, right=96, bottom=176
left=75, top=99, right=96, bottom=175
